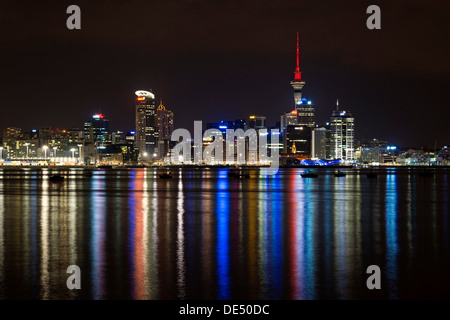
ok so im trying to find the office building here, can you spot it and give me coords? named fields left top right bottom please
left=156, top=100, right=174, bottom=159
left=330, top=101, right=355, bottom=161
left=84, top=114, right=110, bottom=146
left=312, top=127, right=327, bottom=160
left=285, top=125, right=311, bottom=155
left=135, top=90, right=157, bottom=156
left=248, top=115, right=266, bottom=130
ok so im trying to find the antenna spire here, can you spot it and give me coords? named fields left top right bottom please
left=336, top=99, right=339, bottom=111
left=294, top=32, right=302, bottom=81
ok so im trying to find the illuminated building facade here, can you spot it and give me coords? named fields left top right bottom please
left=330, top=102, right=355, bottom=161
left=135, top=90, right=157, bottom=156
left=296, top=97, right=315, bottom=128
left=248, top=115, right=266, bottom=130
left=156, top=100, right=174, bottom=159
left=312, top=127, right=327, bottom=160
left=285, top=125, right=311, bottom=155
left=83, top=114, right=110, bottom=146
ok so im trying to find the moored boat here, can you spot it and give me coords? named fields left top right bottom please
left=334, top=170, right=346, bottom=177
left=49, top=175, right=64, bottom=182
left=301, top=170, right=318, bottom=178
left=159, top=172, right=173, bottom=179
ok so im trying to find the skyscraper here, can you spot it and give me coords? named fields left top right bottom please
left=285, top=125, right=311, bottom=155
left=312, top=127, right=327, bottom=160
left=135, top=90, right=157, bottom=156
left=156, top=100, right=174, bottom=159
left=83, top=114, right=110, bottom=146
left=296, top=97, right=315, bottom=128
left=330, top=100, right=355, bottom=161
left=248, top=115, right=266, bottom=130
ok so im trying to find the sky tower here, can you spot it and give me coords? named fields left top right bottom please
left=290, top=32, right=306, bottom=106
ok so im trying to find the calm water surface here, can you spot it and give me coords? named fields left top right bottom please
left=0, top=167, right=449, bottom=299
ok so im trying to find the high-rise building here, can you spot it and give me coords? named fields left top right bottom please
left=112, top=131, right=125, bottom=144
left=312, top=127, right=327, bottom=160
left=2, top=127, right=21, bottom=140
left=83, top=114, right=110, bottom=146
left=285, top=125, right=311, bottom=155
left=330, top=100, right=355, bottom=161
left=248, top=115, right=266, bottom=130
left=156, top=100, right=174, bottom=159
left=296, top=97, right=315, bottom=128
left=135, top=90, right=157, bottom=156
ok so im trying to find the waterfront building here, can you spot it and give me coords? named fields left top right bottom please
left=156, top=100, right=174, bottom=159
left=83, top=114, right=110, bottom=146
left=285, top=125, right=311, bottom=155
left=248, top=115, right=266, bottom=130
left=330, top=101, right=355, bottom=161
left=135, top=90, right=157, bottom=156
left=312, top=127, right=327, bottom=160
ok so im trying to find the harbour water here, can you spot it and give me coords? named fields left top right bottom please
left=0, top=167, right=449, bottom=299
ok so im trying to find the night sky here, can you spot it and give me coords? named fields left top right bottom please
left=1, top=0, right=449, bottom=147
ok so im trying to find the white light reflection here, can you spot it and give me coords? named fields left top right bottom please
left=176, top=170, right=186, bottom=299
left=0, top=176, right=4, bottom=299
left=40, top=174, right=50, bottom=299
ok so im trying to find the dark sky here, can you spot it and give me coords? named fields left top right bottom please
left=1, top=0, right=449, bottom=147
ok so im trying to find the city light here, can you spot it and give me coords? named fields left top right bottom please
left=135, top=90, right=155, bottom=99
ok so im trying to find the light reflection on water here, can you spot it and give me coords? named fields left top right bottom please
left=0, top=167, right=449, bottom=299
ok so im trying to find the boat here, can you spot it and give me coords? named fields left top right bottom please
left=159, top=172, right=173, bottom=179
left=98, top=165, right=113, bottom=169
left=301, top=170, right=318, bottom=178
left=49, top=175, right=64, bottom=182
left=334, top=170, right=346, bottom=177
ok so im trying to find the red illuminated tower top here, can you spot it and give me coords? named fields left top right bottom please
left=293, top=32, right=302, bottom=82
left=290, top=32, right=305, bottom=106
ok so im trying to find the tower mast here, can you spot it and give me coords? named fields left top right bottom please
left=290, top=32, right=306, bottom=106
left=294, top=32, right=302, bottom=81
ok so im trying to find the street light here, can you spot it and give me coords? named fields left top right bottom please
left=43, top=145, right=48, bottom=160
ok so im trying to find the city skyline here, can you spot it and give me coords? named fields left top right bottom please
left=2, top=1, right=450, bottom=306
left=1, top=1, right=449, bottom=148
